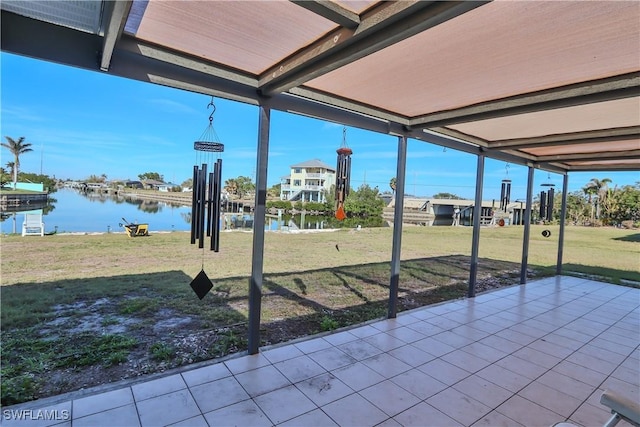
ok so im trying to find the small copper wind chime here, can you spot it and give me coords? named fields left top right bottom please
left=335, top=126, right=352, bottom=221
left=189, top=97, right=224, bottom=300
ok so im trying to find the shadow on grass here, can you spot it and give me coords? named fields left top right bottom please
left=612, top=233, right=640, bottom=242
left=558, top=263, right=640, bottom=285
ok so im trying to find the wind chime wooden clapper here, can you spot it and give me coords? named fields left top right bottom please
left=189, top=97, right=224, bottom=300
left=540, top=174, right=555, bottom=223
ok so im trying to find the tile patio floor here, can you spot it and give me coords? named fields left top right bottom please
left=2, top=276, right=638, bottom=427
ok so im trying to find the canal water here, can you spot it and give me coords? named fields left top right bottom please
left=1, top=188, right=194, bottom=234
left=1, top=189, right=388, bottom=234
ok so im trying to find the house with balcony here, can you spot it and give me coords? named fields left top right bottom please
left=280, top=159, right=336, bottom=203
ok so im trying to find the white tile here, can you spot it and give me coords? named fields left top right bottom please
left=387, top=326, right=426, bottom=343
left=552, top=360, right=608, bottom=387
left=73, top=388, right=134, bottom=418
left=442, top=350, right=492, bottom=374
left=279, top=408, right=338, bottom=427
left=391, top=368, right=448, bottom=400
left=167, top=415, right=208, bottom=427
left=568, top=401, right=613, bottom=427
left=349, top=325, right=381, bottom=338
left=461, top=341, right=509, bottom=363
left=476, top=363, right=532, bottom=393
left=331, top=361, right=385, bottom=391
left=393, top=402, right=463, bottom=427
left=418, top=358, right=471, bottom=386
left=387, top=344, right=436, bottom=367
left=294, top=337, right=333, bottom=354
left=136, top=389, right=201, bottom=427
left=494, top=354, right=548, bottom=380
left=537, top=371, right=596, bottom=401
left=181, top=363, right=231, bottom=387
left=405, top=320, right=445, bottom=336
left=274, top=354, right=325, bottom=383
left=307, top=347, right=356, bottom=371
left=453, top=375, right=513, bottom=408
left=223, top=353, right=270, bottom=375
left=189, top=376, right=250, bottom=413
left=364, top=332, right=407, bottom=352
left=565, top=351, right=618, bottom=375
left=322, top=330, right=358, bottom=346
left=203, top=400, right=271, bottom=427
left=73, top=403, right=140, bottom=427
left=262, top=344, right=304, bottom=364
left=471, top=410, right=524, bottom=427
left=496, top=395, right=563, bottom=427
left=360, top=380, right=421, bottom=417
left=295, top=372, right=353, bottom=406
left=512, top=346, right=562, bottom=369
left=338, top=339, right=384, bottom=360
left=361, top=353, right=411, bottom=378
left=477, top=334, right=524, bottom=354
left=234, top=365, right=291, bottom=397
left=519, top=380, right=582, bottom=418
left=432, top=330, right=476, bottom=348
left=426, top=387, right=492, bottom=426
left=132, top=374, right=186, bottom=401
left=322, top=393, right=388, bottom=427
left=253, top=384, right=316, bottom=425
left=412, top=337, right=456, bottom=357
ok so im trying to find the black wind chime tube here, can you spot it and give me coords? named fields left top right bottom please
left=546, top=187, right=554, bottom=221
left=540, top=190, right=547, bottom=220
left=345, top=154, right=351, bottom=197
left=206, top=171, right=214, bottom=238
left=211, top=158, right=222, bottom=252
left=198, top=163, right=207, bottom=249
left=190, top=165, right=199, bottom=244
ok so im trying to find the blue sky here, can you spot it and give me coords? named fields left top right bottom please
left=2, top=52, right=638, bottom=201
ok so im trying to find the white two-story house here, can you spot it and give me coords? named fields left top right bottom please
left=280, top=159, right=336, bottom=203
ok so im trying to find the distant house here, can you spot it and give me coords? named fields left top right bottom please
left=142, top=179, right=165, bottom=190
left=157, top=183, right=179, bottom=192
left=280, top=159, right=336, bottom=203
left=125, top=180, right=143, bottom=189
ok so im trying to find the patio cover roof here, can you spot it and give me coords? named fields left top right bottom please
left=1, top=0, right=639, bottom=173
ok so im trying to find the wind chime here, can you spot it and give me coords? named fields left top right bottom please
left=334, top=126, right=352, bottom=221
left=189, top=97, right=224, bottom=300
left=540, top=174, right=555, bottom=222
left=500, top=164, right=512, bottom=211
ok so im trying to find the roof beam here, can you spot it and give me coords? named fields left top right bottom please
left=1, top=10, right=101, bottom=70
left=117, top=36, right=258, bottom=88
left=566, top=163, right=640, bottom=172
left=535, top=150, right=640, bottom=163
left=486, top=126, right=640, bottom=150
left=412, top=73, right=640, bottom=128
left=100, top=0, right=132, bottom=71
left=259, top=1, right=487, bottom=95
left=290, top=0, right=360, bottom=28
left=289, top=87, right=411, bottom=125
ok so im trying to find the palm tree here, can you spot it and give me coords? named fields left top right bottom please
left=224, top=178, right=238, bottom=197
left=2, top=136, right=33, bottom=189
left=389, top=177, right=397, bottom=196
left=583, top=178, right=612, bottom=222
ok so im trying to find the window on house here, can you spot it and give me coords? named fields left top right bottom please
left=293, top=179, right=301, bottom=186
left=294, top=168, right=302, bottom=173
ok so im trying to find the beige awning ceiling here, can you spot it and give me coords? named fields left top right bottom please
left=2, top=0, right=638, bottom=173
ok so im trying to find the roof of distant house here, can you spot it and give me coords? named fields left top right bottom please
left=290, top=159, right=335, bottom=170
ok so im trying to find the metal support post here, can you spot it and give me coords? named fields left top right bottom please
left=248, top=105, right=270, bottom=355
left=556, top=173, right=569, bottom=275
left=520, top=166, right=534, bottom=284
left=388, top=136, right=407, bottom=318
left=468, top=153, right=485, bottom=298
